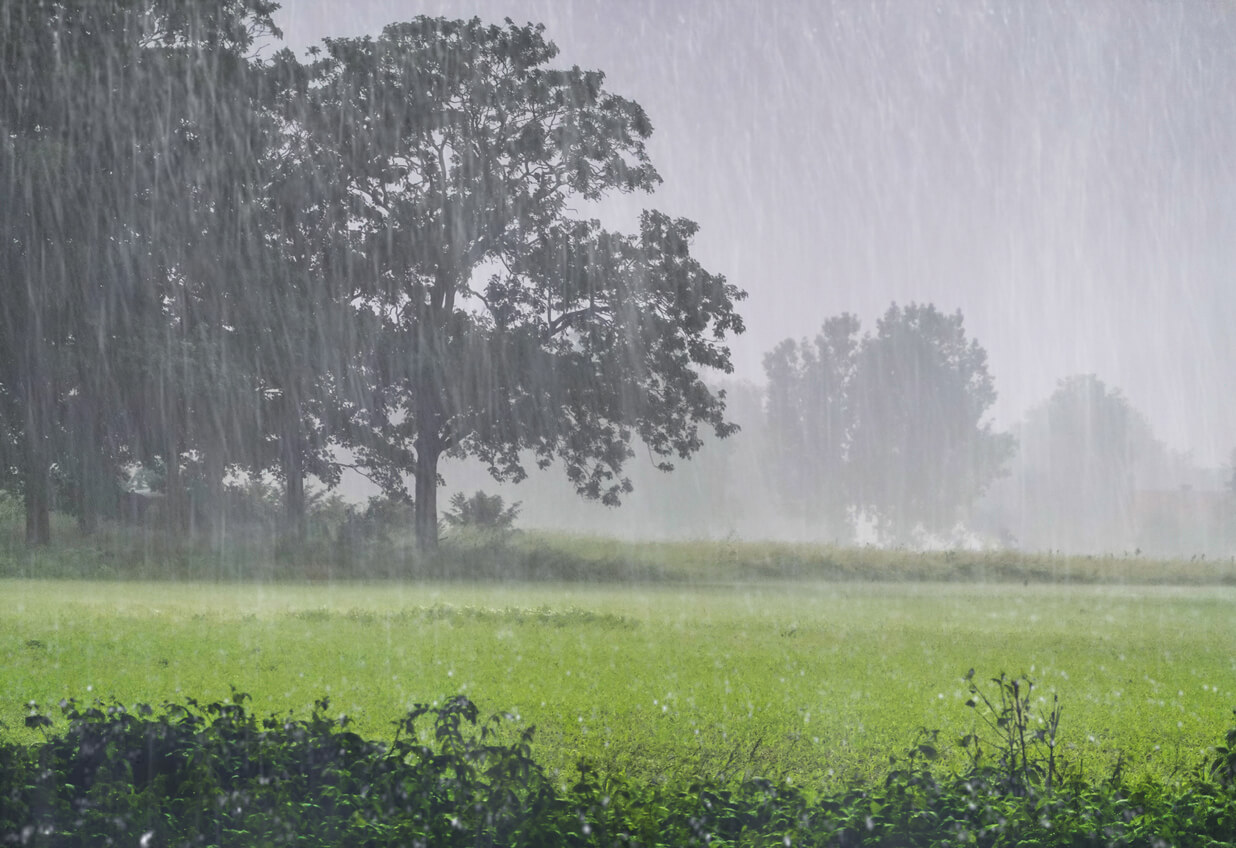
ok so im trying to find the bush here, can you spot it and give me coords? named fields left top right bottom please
left=6, top=679, right=1236, bottom=846
left=443, top=491, right=520, bottom=533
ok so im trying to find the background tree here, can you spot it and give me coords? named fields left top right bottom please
left=308, top=18, right=745, bottom=549
left=847, top=303, right=1014, bottom=543
left=762, top=314, right=860, bottom=540
left=1006, top=374, right=1159, bottom=553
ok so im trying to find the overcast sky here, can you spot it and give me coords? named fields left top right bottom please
left=272, top=0, right=1236, bottom=467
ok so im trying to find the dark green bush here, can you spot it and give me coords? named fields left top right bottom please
left=443, top=491, right=521, bottom=534
left=5, top=683, right=1236, bottom=846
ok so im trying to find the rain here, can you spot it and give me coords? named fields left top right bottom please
left=3, top=0, right=1236, bottom=843
left=276, top=0, right=1236, bottom=554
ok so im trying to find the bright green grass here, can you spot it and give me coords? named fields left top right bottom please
left=3, top=579, right=1235, bottom=789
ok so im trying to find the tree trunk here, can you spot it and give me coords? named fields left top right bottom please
left=413, top=435, right=439, bottom=552
left=23, top=446, right=51, bottom=546
left=162, top=437, right=190, bottom=535
left=75, top=475, right=99, bottom=535
left=411, top=347, right=444, bottom=552
left=22, top=373, right=52, bottom=546
left=281, top=395, right=307, bottom=548
left=283, top=444, right=306, bottom=547
left=20, top=321, right=53, bottom=548
left=74, top=410, right=107, bottom=536
left=203, top=447, right=226, bottom=549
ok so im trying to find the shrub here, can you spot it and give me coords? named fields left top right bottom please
left=6, top=678, right=1236, bottom=846
left=444, top=490, right=521, bottom=533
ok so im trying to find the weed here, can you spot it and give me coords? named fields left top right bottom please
left=960, top=668, right=1064, bottom=796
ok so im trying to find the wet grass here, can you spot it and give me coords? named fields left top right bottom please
left=4, top=523, right=1236, bottom=585
left=3, top=579, right=1234, bottom=790
left=524, top=532, right=1236, bottom=584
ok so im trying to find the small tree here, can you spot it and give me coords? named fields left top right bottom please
left=444, top=491, right=521, bottom=532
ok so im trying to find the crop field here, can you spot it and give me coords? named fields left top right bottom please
left=3, top=578, right=1235, bottom=790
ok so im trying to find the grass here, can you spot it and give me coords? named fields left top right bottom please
left=4, top=521, right=1236, bottom=584
left=3, top=578, right=1234, bottom=791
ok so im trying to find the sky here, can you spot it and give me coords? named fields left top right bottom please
left=270, top=0, right=1236, bottom=467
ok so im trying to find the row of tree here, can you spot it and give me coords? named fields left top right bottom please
left=759, top=305, right=1232, bottom=551
left=0, top=2, right=745, bottom=548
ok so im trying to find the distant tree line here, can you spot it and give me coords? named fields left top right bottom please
left=759, top=306, right=1235, bottom=552
left=760, top=315, right=1232, bottom=551
left=0, top=1, right=745, bottom=549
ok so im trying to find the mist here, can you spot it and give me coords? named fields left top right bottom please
left=7, top=5, right=1236, bottom=838
left=271, top=0, right=1236, bottom=554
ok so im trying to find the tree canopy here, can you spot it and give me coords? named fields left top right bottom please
left=304, top=18, right=745, bottom=548
left=0, top=7, right=746, bottom=552
left=764, top=303, right=1013, bottom=544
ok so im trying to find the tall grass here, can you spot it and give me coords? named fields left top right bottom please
left=1, top=498, right=1234, bottom=584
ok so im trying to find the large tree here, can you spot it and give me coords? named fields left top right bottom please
left=0, top=1, right=361, bottom=545
left=307, top=18, right=746, bottom=549
left=1, top=1, right=275, bottom=542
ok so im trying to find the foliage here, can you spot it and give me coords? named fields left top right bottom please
left=960, top=669, right=1064, bottom=796
left=445, top=491, right=522, bottom=532
left=0, top=0, right=283, bottom=544
left=0, top=8, right=745, bottom=556
left=3, top=692, right=562, bottom=847
left=5, top=683, right=1236, bottom=846
left=849, top=303, right=1015, bottom=543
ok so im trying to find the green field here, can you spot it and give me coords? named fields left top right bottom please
left=3, top=578, right=1235, bottom=789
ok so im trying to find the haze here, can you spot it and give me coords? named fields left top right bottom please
left=272, top=0, right=1236, bottom=545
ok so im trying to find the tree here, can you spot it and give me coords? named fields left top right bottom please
left=150, top=45, right=365, bottom=545
left=762, top=314, right=861, bottom=540
left=308, top=18, right=746, bottom=550
left=847, top=303, right=1013, bottom=542
left=1009, top=374, right=1160, bottom=553
left=0, top=0, right=280, bottom=543
left=1228, top=448, right=1236, bottom=498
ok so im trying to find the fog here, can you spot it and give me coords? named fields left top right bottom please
left=269, top=0, right=1235, bottom=553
